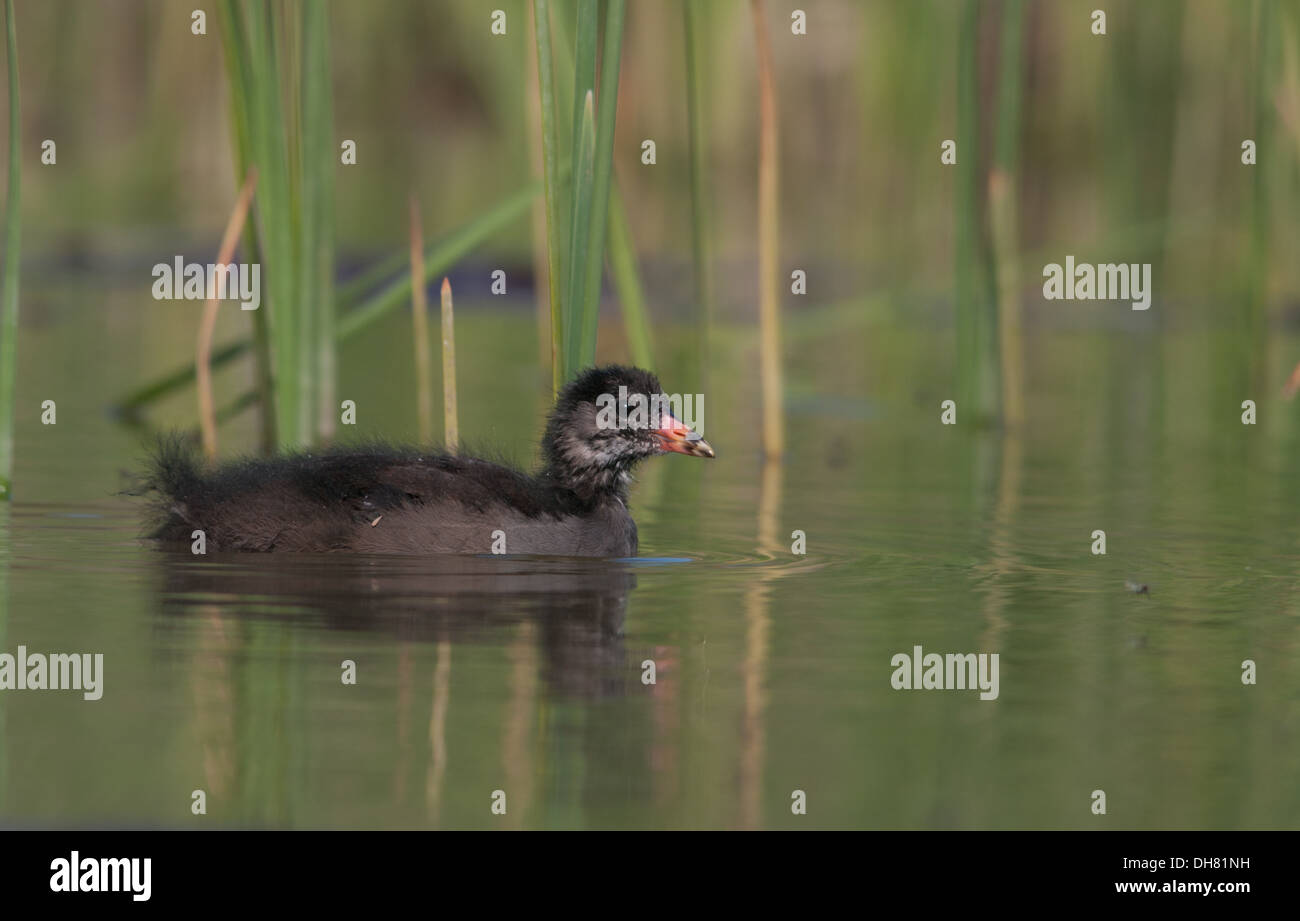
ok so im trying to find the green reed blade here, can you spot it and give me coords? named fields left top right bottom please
left=0, top=0, right=20, bottom=498
left=532, top=0, right=566, bottom=393
left=574, top=0, right=626, bottom=372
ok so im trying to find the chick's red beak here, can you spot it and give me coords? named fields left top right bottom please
left=654, top=413, right=715, bottom=458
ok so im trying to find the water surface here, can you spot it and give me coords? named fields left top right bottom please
left=1, top=300, right=1296, bottom=829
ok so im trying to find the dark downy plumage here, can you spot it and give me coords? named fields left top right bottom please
left=143, top=366, right=713, bottom=557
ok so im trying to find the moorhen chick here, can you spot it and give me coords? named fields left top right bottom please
left=144, top=365, right=713, bottom=557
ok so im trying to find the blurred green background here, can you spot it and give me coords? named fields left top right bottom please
left=9, top=0, right=1298, bottom=304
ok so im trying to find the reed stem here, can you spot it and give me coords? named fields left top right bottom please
left=955, top=0, right=999, bottom=424
left=409, top=197, right=434, bottom=444
left=0, top=0, right=19, bottom=499
left=991, top=0, right=1025, bottom=430
left=563, top=90, right=597, bottom=380
left=751, top=0, right=784, bottom=460
left=532, top=0, right=565, bottom=394
left=684, top=0, right=715, bottom=380
left=197, top=168, right=259, bottom=460
left=575, top=0, right=627, bottom=369
left=440, top=278, right=458, bottom=453
left=302, top=0, right=335, bottom=443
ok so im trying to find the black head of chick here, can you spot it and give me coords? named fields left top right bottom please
left=541, top=365, right=714, bottom=500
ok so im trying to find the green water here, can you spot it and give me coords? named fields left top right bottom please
left=0, top=295, right=1297, bottom=830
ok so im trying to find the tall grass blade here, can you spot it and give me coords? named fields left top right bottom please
left=0, top=0, right=19, bottom=499
left=532, top=0, right=565, bottom=393
left=566, top=0, right=598, bottom=208
left=301, top=0, right=336, bottom=442
left=549, top=5, right=644, bottom=377
left=409, top=197, right=434, bottom=444
left=563, top=90, right=596, bottom=380
left=215, top=0, right=277, bottom=451
left=242, top=1, right=301, bottom=448
left=955, top=0, right=999, bottom=424
left=990, top=0, right=1025, bottom=429
left=197, top=169, right=259, bottom=460
left=216, top=0, right=335, bottom=450
left=683, top=0, right=715, bottom=379
left=1249, top=0, right=1276, bottom=351
left=526, top=9, right=552, bottom=383
left=574, top=0, right=627, bottom=370
left=282, top=3, right=312, bottom=445
left=751, top=0, right=784, bottom=460
left=440, top=278, right=458, bottom=453
left=560, top=0, right=598, bottom=382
